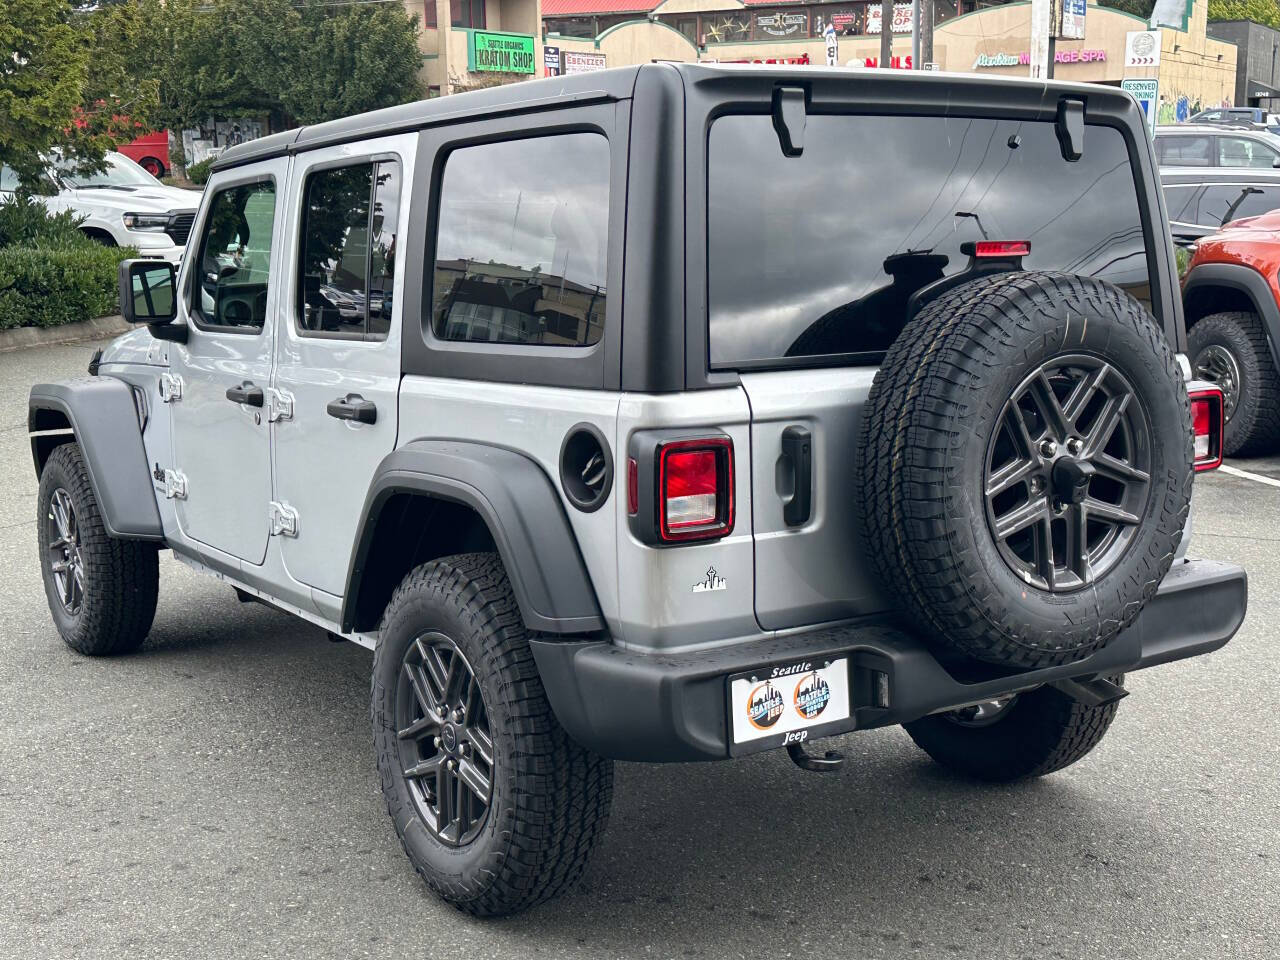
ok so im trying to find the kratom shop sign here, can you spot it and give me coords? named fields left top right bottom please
left=470, top=31, right=536, bottom=74
left=973, top=48, right=1107, bottom=69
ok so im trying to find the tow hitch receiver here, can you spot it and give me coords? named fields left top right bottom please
left=786, top=741, right=845, bottom=772
left=1049, top=675, right=1129, bottom=707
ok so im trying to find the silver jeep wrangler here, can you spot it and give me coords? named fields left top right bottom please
left=29, top=65, right=1247, bottom=916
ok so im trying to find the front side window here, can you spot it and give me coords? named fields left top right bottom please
left=1218, top=136, right=1279, bottom=169
left=431, top=133, right=608, bottom=347
left=708, top=114, right=1152, bottom=366
left=193, top=179, right=276, bottom=331
left=297, top=160, right=401, bottom=339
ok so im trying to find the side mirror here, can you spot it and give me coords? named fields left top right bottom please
left=1271, top=156, right=1280, bottom=167
left=119, top=259, right=177, bottom=325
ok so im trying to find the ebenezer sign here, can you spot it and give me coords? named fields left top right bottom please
left=470, top=31, right=536, bottom=74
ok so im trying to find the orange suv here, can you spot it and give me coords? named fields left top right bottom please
left=1183, top=207, right=1280, bottom=455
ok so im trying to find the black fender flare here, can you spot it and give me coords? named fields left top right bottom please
left=28, top=377, right=164, bottom=541
left=341, top=440, right=604, bottom=635
left=1183, top=262, right=1280, bottom=366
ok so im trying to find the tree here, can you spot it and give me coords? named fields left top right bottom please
left=281, top=1, right=424, bottom=125
left=0, top=0, right=150, bottom=191
left=1098, top=0, right=1157, bottom=18
left=1207, top=0, right=1280, bottom=29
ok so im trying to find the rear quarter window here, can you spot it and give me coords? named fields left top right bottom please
left=708, top=114, right=1153, bottom=366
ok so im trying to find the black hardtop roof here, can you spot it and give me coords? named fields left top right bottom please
left=211, top=62, right=1137, bottom=172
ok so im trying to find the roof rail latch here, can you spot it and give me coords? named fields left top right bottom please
left=772, top=86, right=807, bottom=158
left=1055, top=97, right=1085, bottom=162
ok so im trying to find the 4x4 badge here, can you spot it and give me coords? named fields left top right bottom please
left=692, top=567, right=727, bottom=593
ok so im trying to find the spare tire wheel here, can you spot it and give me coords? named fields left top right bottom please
left=858, top=271, right=1192, bottom=669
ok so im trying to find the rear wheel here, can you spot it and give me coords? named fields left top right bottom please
left=37, top=443, right=159, bottom=655
left=903, top=679, right=1124, bottom=781
left=371, top=553, right=613, bottom=916
left=1188, top=310, right=1280, bottom=456
left=139, top=156, right=165, bottom=179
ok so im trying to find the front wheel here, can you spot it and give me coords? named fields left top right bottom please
left=1188, top=310, right=1280, bottom=457
left=37, top=443, right=159, bottom=655
left=371, top=553, right=614, bottom=916
left=902, top=678, right=1124, bottom=781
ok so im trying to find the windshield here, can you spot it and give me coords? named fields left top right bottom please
left=59, top=153, right=160, bottom=189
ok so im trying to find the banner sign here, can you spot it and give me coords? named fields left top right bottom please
left=1059, top=0, right=1086, bottom=41
left=1124, top=30, right=1161, bottom=68
left=756, top=11, right=809, bottom=39
left=469, top=31, right=536, bottom=74
left=563, top=50, right=607, bottom=74
left=824, top=23, right=839, bottom=66
left=864, top=3, right=913, bottom=35
left=543, top=45, right=560, bottom=76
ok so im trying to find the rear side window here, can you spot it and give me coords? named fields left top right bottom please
left=297, top=160, right=401, bottom=340
left=708, top=115, right=1152, bottom=366
left=193, top=178, right=276, bottom=331
left=1156, top=135, right=1212, bottom=167
left=1197, top=183, right=1280, bottom=226
left=1217, top=136, right=1280, bottom=169
left=430, top=133, right=608, bottom=347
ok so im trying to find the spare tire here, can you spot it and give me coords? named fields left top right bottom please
left=858, top=272, right=1192, bottom=669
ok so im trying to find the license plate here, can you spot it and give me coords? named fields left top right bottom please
left=729, top=658, right=850, bottom=747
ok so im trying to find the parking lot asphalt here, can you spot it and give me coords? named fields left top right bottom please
left=0, top=339, right=1277, bottom=960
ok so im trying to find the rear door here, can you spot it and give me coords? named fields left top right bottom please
left=704, top=109, right=1159, bottom=631
left=270, top=135, right=413, bottom=599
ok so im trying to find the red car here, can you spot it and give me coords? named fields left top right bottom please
left=115, top=130, right=170, bottom=179
left=1183, top=207, right=1280, bottom=455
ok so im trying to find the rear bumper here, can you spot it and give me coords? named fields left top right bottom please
left=530, top=558, right=1246, bottom=762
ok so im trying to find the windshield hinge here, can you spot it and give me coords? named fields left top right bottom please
left=267, top=388, right=294, bottom=423
left=269, top=501, right=299, bottom=537
left=163, top=469, right=188, bottom=500
left=771, top=85, right=807, bottom=157
left=159, top=373, right=183, bottom=403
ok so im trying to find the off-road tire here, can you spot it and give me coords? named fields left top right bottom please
left=371, top=553, right=614, bottom=916
left=903, top=678, right=1124, bottom=781
left=858, top=271, right=1192, bottom=669
left=1188, top=310, right=1280, bottom=457
left=37, top=442, right=159, bottom=655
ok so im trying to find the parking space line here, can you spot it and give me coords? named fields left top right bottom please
left=1219, top=464, right=1280, bottom=489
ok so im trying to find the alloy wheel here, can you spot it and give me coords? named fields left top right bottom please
left=1193, top=344, right=1241, bottom=422
left=395, top=632, right=494, bottom=846
left=47, top=488, right=85, bottom=615
left=983, top=355, right=1153, bottom=593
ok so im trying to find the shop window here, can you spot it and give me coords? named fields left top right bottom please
left=814, top=8, right=861, bottom=36
left=431, top=134, right=609, bottom=347
left=708, top=114, right=1152, bottom=366
left=754, top=9, right=810, bottom=39
left=451, top=0, right=485, bottom=29
left=703, top=13, right=751, bottom=43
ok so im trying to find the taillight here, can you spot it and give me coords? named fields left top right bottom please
left=658, top=438, right=734, bottom=542
left=971, top=240, right=1031, bottom=258
left=1188, top=384, right=1224, bottom=472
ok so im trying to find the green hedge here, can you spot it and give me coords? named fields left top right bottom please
left=0, top=244, right=137, bottom=330
left=187, top=157, right=214, bottom=185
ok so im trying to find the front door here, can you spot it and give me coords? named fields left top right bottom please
left=271, top=139, right=410, bottom=597
left=169, top=162, right=286, bottom=564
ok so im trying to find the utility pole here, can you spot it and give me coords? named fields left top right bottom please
left=920, top=0, right=934, bottom=69
left=880, top=0, right=893, bottom=68
left=1030, top=0, right=1055, bottom=79
left=911, top=0, right=920, bottom=69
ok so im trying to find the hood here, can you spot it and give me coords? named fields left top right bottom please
left=64, top=183, right=200, bottom=214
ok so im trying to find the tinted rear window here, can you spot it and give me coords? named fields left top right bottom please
left=708, top=115, right=1152, bottom=366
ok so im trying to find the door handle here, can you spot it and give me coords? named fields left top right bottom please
left=327, top=393, right=377, bottom=425
left=225, top=380, right=264, bottom=407
left=780, top=425, right=812, bottom=527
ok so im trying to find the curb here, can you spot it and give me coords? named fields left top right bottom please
left=0, top=315, right=131, bottom=354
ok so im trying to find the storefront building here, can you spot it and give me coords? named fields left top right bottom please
left=404, top=0, right=543, bottom=96
left=540, top=0, right=1238, bottom=117
left=1208, top=19, right=1280, bottom=111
